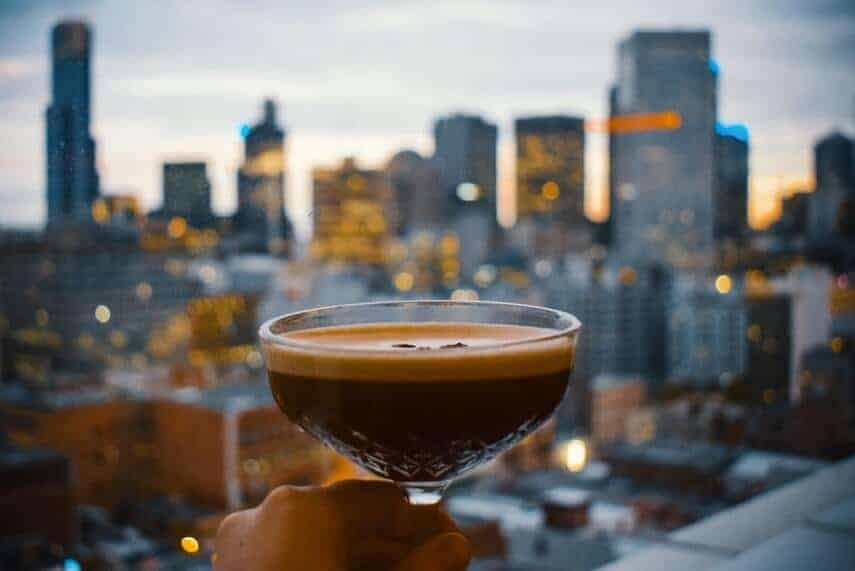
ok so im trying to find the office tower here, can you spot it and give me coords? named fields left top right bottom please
left=310, top=158, right=396, bottom=265
left=45, top=20, right=100, bottom=224
left=611, top=31, right=717, bottom=269
left=745, top=293, right=792, bottom=405
left=515, top=116, right=586, bottom=226
left=772, top=191, right=810, bottom=237
left=235, top=100, right=293, bottom=256
left=606, top=85, right=619, bottom=247
left=667, top=277, right=747, bottom=385
left=762, top=267, right=832, bottom=402
left=814, top=132, right=853, bottom=190
left=807, top=132, right=854, bottom=255
left=0, top=228, right=204, bottom=381
left=433, top=114, right=498, bottom=220
left=433, top=114, right=498, bottom=277
left=546, top=257, right=659, bottom=381
left=715, top=125, right=749, bottom=243
left=162, top=162, right=212, bottom=226
left=386, top=150, right=441, bottom=236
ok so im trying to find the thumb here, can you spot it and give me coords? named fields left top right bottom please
left=394, top=532, right=471, bottom=571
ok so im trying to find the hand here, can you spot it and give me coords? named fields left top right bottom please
left=214, top=480, right=471, bottom=571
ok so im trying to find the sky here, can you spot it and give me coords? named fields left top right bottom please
left=1, top=0, right=853, bottom=238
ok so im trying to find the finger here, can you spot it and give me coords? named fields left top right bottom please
left=325, top=479, right=411, bottom=538
left=349, top=538, right=410, bottom=570
left=213, top=509, right=258, bottom=571
left=393, top=532, right=471, bottom=571
left=404, top=505, right=460, bottom=545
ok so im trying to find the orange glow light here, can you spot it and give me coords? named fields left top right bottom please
left=585, top=111, right=682, bottom=134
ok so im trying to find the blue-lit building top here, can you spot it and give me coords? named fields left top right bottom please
left=45, top=20, right=99, bottom=225
left=716, top=122, right=750, bottom=143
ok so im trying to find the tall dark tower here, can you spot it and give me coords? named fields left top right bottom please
left=715, top=126, right=750, bottom=242
left=46, top=20, right=99, bottom=224
left=606, top=84, right=618, bottom=247
left=235, top=99, right=293, bottom=255
left=814, top=132, right=853, bottom=190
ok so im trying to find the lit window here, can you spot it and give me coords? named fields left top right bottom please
left=715, top=274, right=732, bottom=294
left=94, top=305, right=111, bottom=324
left=456, top=183, right=480, bottom=202
left=541, top=181, right=560, bottom=201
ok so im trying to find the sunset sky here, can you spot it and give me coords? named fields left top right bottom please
left=1, top=0, right=853, bottom=237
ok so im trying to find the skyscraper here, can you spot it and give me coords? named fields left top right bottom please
left=433, top=114, right=498, bottom=224
left=808, top=132, right=854, bottom=252
left=606, top=85, right=619, bottom=247
left=45, top=20, right=99, bottom=224
left=745, top=293, right=792, bottom=405
left=715, top=125, right=749, bottom=243
left=667, top=277, right=746, bottom=385
left=162, top=162, right=212, bottom=226
left=310, top=157, right=396, bottom=265
left=515, top=115, right=585, bottom=226
left=385, top=150, right=441, bottom=236
left=814, top=132, right=853, bottom=190
left=433, top=114, right=498, bottom=278
left=235, top=100, right=293, bottom=255
left=611, top=31, right=717, bottom=270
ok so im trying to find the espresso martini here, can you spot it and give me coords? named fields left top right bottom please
left=264, top=322, right=574, bottom=483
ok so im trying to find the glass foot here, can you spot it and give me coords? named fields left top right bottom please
left=401, top=482, right=449, bottom=505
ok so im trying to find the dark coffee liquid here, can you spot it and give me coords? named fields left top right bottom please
left=269, top=369, right=571, bottom=482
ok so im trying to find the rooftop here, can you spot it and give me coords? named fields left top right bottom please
left=602, top=454, right=855, bottom=570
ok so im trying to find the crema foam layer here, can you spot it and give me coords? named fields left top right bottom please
left=263, top=322, right=575, bottom=381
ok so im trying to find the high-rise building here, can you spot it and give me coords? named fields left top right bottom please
left=546, top=257, right=662, bottom=382
left=433, top=114, right=498, bottom=278
left=606, top=85, right=619, bottom=247
left=0, top=228, right=203, bottom=381
left=45, top=20, right=100, bottom=224
left=385, top=150, right=441, bottom=236
left=611, top=31, right=717, bottom=270
left=807, top=132, right=854, bottom=258
left=814, top=132, right=853, bottom=190
left=667, top=276, right=747, bottom=385
left=161, top=162, right=212, bottom=226
left=235, top=100, right=293, bottom=256
left=515, top=116, right=585, bottom=227
left=715, top=125, right=749, bottom=243
left=310, top=158, right=397, bottom=265
left=433, top=114, right=498, bottom=224
left=745, top=293, right=792, bottom=405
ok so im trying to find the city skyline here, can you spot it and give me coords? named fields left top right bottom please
left=1, top=1, right=854, bottom=238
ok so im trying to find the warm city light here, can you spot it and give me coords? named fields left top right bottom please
left=94, top=305, right=111, bottom=323
left=450, top=288, right=479, bottom=301
left=393, top=272, right=414, bottom=292
left=456, top=182, right=480, bottom=202
left=564, top=438, right=588, bottom=472
left=715, top=274, right=732, bottom=294
left=541, top=181, right=560, bottom=201
left=135, top=281, right=153, bottom=301
left=167, top=217, right=187, bottom=239
left=180, top=536, right=200, bottom=554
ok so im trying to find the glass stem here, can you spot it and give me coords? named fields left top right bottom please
left=401, top=482, right=448, bottom=505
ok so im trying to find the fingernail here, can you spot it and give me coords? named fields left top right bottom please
left=433, top=532, right=471, bottom=569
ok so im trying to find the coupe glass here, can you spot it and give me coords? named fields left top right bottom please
left=259, top=300, right=581, bottom=505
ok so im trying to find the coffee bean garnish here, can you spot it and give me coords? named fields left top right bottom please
left=392, top=343, right=416, bottom=348
left=440, top=342, right=468, bottom=349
